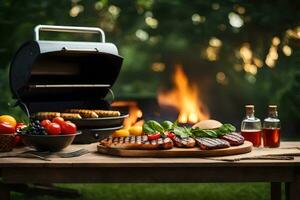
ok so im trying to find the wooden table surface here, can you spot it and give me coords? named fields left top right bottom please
left=0, top=141, right=300, bottom=200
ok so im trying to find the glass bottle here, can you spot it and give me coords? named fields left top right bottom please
left=263, top=105, right=281, bottom=147
left=241, top=105, right=262, bottom=147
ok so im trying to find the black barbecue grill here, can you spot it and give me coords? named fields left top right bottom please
left=9, top=25, right=128, bottom=143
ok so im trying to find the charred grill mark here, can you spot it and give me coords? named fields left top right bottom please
left=196, top=137, right=230, bottom=150
left=157, top=138, right=163, bottom=144
left=172, top=136, right=195, bottom=148
left=100, top=135, right=174, bottom=149
left=220, top=132, right=244, bottom=146
left=136, top=136, right=142, bottom=144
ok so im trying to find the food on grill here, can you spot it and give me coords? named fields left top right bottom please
left=32, top=112, right=60, bottom=120
left=100, top=135, right=173, bottom=150
left=66, top=109, right=98, bottom=118
left=60, top=113, right=82, bottom=119
left=220, top=132, right=244, bottom=146
left=172, top=136, right=196, bottom=148
left=195, top=137, right=230, bottom=150
left=112, top=129, right=130, bottom=137
left=93, top=110, right=121, bottom=117
left=192, top=119, right=223, bottom=130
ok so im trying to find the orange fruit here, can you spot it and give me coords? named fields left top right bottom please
left=0, top=115, right=17, bottom=128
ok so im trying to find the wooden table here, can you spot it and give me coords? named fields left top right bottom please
left=0, top=141, right=300, bottom=200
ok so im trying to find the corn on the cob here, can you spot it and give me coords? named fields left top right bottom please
left=60, top=113, right=82, bottom=119
left=65, top=109, right=98, bottom=118
left=93, top=110, right=120, bottom=117
left=32, top=112, right=60, bottom=120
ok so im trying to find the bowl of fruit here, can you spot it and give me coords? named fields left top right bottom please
left=0, top=115, right=24, bottom=152
left=18, top=117, right=81, bottom=152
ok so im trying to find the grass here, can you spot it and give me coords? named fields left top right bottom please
left=12, top=183, right=286, bottom=200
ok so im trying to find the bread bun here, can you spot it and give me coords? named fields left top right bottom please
left=192, top=120, right=223, bottom=130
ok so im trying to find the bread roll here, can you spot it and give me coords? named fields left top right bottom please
left=192, top=119, right=223, bottom=130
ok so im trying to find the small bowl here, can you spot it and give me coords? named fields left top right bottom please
left=19, top=132, right=81, bottom=152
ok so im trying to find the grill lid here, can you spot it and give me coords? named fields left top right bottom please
left=9, top=25, right=123, bottom=114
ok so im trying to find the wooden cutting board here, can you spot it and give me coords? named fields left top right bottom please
left=97, top=141, right=253, bottom=157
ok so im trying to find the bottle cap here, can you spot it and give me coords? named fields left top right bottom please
left=268, top=105, right=277, bottom=113
left=245, top=105, right=254, bottom=115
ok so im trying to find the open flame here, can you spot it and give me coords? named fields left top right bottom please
left=158, top=64, right=210, bottom=124
left=111, top=101, right=143, bottom=128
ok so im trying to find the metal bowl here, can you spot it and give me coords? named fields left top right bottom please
left=19, top=132, right=81, bottom=152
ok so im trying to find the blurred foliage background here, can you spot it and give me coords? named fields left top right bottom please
left=0, top=0, right=299, bottom=137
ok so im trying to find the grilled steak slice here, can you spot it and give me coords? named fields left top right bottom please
left=220, top=132, right=244, bottom=146
left=100, top=136, right=174, bottom=150
left=172, top=136, right=196, bottom=148
left=195, top=137, right=230, bottom=150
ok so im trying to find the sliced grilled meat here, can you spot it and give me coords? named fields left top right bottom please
left=172, top=136, right=196, bottom=148
left=195, top=137, right=230, bottom=150
left=100, top=136, right=173, bottom=150
left=220, top=132, right=244, bottom=146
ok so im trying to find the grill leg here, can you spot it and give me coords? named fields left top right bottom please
left=271, top=182, right=281, bottom=200
left=0, top=182, right=10, bottom=200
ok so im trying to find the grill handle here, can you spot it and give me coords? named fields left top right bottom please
left=34, top=25, right=105, bottom=42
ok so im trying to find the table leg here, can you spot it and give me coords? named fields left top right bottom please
left=0, top=182, right=10, bottom=200
left=271, top=182, right=281, bottom=200
left=285, top=168, right=300, bottom=200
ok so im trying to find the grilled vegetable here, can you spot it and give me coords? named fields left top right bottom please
left=129, top=126, right=143, bottom=136
left=100, top=136, right=173, bottom=150
left=66, top=109, right=98, bottom=118
left=32, top=112, right=60, bottom=120
left=166, top=132, right=176, bottom=139
left=60, top=113, right=82, bottom=119
left=195, top=137, right=230, bottom=150
left=147, top=133, right=161, bottom=141
left=112, top=129, right=130, bottom=138
left=93, top=110, right=121, bottom=117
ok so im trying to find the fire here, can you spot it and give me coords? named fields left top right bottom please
left=158, top=64, right=210, bottom=123
left=111, top=101, right=143, bottom=128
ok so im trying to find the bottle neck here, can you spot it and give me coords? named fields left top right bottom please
left=246, top=112, right=255, bottom=119
left=268, top=111, right=278, bottom=118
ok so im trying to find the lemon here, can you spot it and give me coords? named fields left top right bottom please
left=129, top=126, right=143, bottom=136
left=0, top=115, right=17, bottom=128
left=112, top=129, right=130, bottom=138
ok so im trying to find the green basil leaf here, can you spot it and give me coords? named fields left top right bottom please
left=223, top=124, right=236, bottom=132
left=191, top=128, right=218, bottom=138
left=216, top=124, right=236, bottom=136
left=161, top=121, right=173, bottom=131
left=143, top=120, right=165, bottom=134
left=172, top=120, right=178, bottom=129
left=143, top=123, right=156, bottom=134
left=173, top=126, right=192, bottom=138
